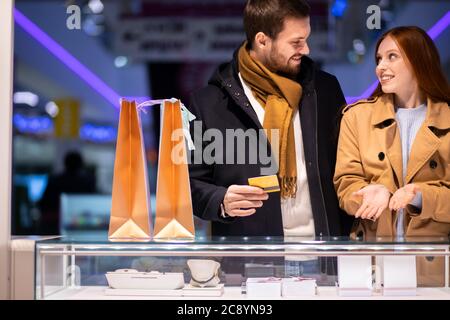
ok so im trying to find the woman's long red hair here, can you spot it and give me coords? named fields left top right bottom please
left=371, top=26, right=450, bottom=104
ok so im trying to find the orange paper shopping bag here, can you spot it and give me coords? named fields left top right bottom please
left=153, top=99, right=195, bottom=239
left=108, top=99, right=151, bottom=240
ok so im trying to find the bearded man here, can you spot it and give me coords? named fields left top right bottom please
left=188, top=0, right=351, bottom=240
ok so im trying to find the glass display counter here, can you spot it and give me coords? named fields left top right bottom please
left=35, top=236, right=450, bottom=300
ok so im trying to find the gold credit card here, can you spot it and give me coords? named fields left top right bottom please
left=248, top=175, right=280, bottom=193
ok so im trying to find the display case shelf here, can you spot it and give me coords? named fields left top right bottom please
left=35, top=236, right=450, bottom=300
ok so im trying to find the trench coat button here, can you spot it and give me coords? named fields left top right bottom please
left=234, top=92, right=240, bottom=97
left=244, top=102, right=250, bottom=107
left=227, top=83, right=232, bottom=88
left=378, top=152, right=385, bottom=161
left=429, top=160, right=437, bottom=169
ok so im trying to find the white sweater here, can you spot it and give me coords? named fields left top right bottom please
left=395, top=103, right=426, bottom=237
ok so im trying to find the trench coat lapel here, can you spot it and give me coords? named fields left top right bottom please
left=371, top=95, right=403, bottom=188
left=405, top=99, right=449, bottom=184
left=383, top=124, right=404, bottom=188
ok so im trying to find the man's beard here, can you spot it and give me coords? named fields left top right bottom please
left=267, top=49, right=301, bottom=79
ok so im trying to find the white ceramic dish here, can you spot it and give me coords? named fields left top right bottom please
left=105, top=269, right=184, bottom=290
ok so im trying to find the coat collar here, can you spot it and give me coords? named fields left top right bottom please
left=405, top=98, right=449, bottom=184
left=426, top=99, right=450, bottom=130
left=370, top=94, right=396, bottom=126
left=370, top=94, right=450, bottom=129
left=208, top=45, right=317, bottom=94
left=370, top=94, right=449, bottom=186
left=207, top=47, right=318, bottom=129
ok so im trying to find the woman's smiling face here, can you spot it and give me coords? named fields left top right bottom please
left=375, top=35, right=417, bottom=96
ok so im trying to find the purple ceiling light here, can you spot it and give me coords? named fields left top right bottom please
left=12, top=7, right=449, bottom=106
left=428, top=10, right=450, bottom=39
left=14, top=8, right=121, bottom=108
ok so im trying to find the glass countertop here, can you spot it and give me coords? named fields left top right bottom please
left=35, top=235, right=450, bottom=246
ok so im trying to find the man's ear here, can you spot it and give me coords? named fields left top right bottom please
left=254, top=32, right=269, bottom=49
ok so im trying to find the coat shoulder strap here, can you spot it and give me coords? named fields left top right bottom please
left=342, top=96, right=379, bottom=114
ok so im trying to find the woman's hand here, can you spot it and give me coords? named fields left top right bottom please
left=223, top=185, right=269, bottom=217
left=389, top=184, right=420, bottom=211
left=353, top=184, right=391, bottom=220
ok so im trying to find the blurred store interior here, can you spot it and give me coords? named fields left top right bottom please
left=12, top=0, right=450, bottom=237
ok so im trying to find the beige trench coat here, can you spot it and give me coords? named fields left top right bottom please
left=334, top=94, right=450, bottom=286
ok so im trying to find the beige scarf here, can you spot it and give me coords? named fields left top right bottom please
left=238, top=42, right=302, bottom=198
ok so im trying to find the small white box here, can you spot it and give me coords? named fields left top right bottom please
left=338, top=256, right=373, bottom=296
left=246, top=277, right=281, bottom=298
left=383, top=256, right=417, bottom=296
left=282, top=278, right=316, bottom=297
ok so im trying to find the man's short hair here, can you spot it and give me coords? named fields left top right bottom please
left=243, top=0, right=310, bottom=48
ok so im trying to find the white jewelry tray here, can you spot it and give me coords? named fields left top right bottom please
left=104, top=284, right=225, bottom=297
left=105, top=269, right=184, bottom=290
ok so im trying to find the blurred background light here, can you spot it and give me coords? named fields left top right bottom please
left=80, top=123, right=117, bottom=143
left=45, top=101, right=59, bottom=118
left=13, top=91, right=39, bottom=107
left=331, top=0, right=348, bottom=18
left=82, top=15, right=105, bottom=36
left=114, top=56, right=128, bottom=68
left=352, top=39, right=366, bottom=55
left=13, top=114, right=53, bottom=134
left=88, top=0, right=104, bottom=15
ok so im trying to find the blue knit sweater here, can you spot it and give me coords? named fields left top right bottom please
left=395, top=103, right=426, bottom=237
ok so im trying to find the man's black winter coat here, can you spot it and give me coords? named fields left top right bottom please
left=187, top=53, right=353, bottom=237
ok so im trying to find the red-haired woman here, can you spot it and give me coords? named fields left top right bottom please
left=334, top=26, right=450, bottom=286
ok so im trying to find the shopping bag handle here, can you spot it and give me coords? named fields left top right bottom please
left=136, top=98, right=196, bottom=151
left=136, top=98, right=178, bottom=112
